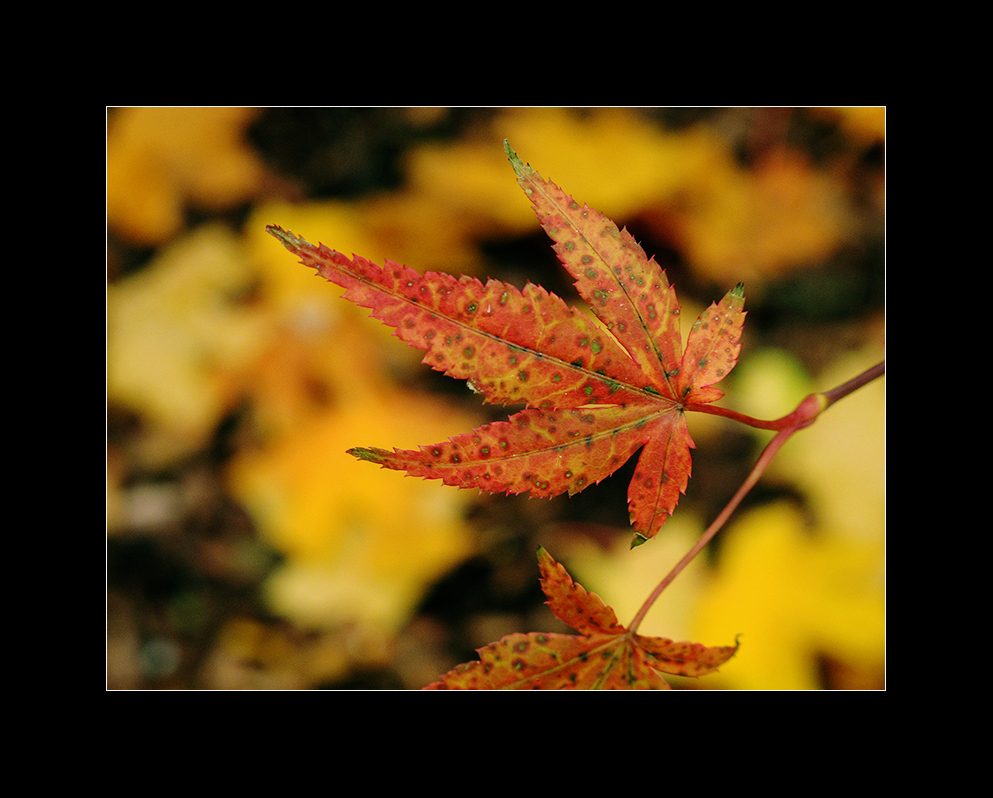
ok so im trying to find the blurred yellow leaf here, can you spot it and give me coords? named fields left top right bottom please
left=692, top=502, right=884, bottom=689
left=107, top=107, right=265, bottom=244
left=407, top=108, right=853, bottom=286
left=499, top=107, right=730, bottom=220
left=107, top=223, right=269, bottom=464
left=227, top=385, right=479, bottom=634
left=405, top=107, right=731, bottom=237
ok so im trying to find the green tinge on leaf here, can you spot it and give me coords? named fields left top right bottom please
left=504, top=139, right=532, bottom=179
left=347, top=447, right=389, bottom=464
left=265, top=224, right=309, bottom=249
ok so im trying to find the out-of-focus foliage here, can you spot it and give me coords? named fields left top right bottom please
left=691, top=501, right=884, bottom=690
left=107, top=107, right=884, bottom=689
left=107, top=223, right=270, bottom=465
left=107, top=107, right=268, bottom=245
left=226, top=353, right=479, bottom=635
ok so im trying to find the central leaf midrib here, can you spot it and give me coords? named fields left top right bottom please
left=429, top=405, right=677, bottom=469
left=530, top=180, right=678, bottom=400
left=342, top=258, right=666, bottom=405
left=502, top=633, right=632, bottom=690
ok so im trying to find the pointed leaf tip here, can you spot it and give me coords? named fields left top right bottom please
left=266, top=224, right=311, bottom=249
left=347, top=447, right=389, bottom=464
left=504, top=140, right=531, bottom=178
left=731, top=282, right=745, bottom=298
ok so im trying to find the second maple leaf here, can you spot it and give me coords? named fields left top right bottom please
left=267, top=141, right=746, bottom=542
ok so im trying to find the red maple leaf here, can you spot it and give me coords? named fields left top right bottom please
left=266, top=141, right=746, bottom=542
left=424, top=548, right=738, bottom=689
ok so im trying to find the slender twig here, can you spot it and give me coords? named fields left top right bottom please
left=627, top=359, right=884, bottom=634
left=685, top=361, right=885, bottom=431
left=684, top=403, right=786, bottom=430
left=822, top=360, right=885, bottom=408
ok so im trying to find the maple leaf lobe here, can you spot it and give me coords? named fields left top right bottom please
left=504, top=139, right=533, bottom=181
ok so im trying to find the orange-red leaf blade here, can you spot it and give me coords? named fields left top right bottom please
left=627, top=410, right=695, bottom=541
left=636, top=634, right=740, bottom=678
left=349, top=403, right=675, bottom=499
left=422, top=631, right=652, bottom=689
left=266, top=225, right=649, bottom=409
left=678, top=282, right=746, bottom=404
left=506, top=142, right=683, bottom=400
left=537, top=546, right=625, bottom=635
